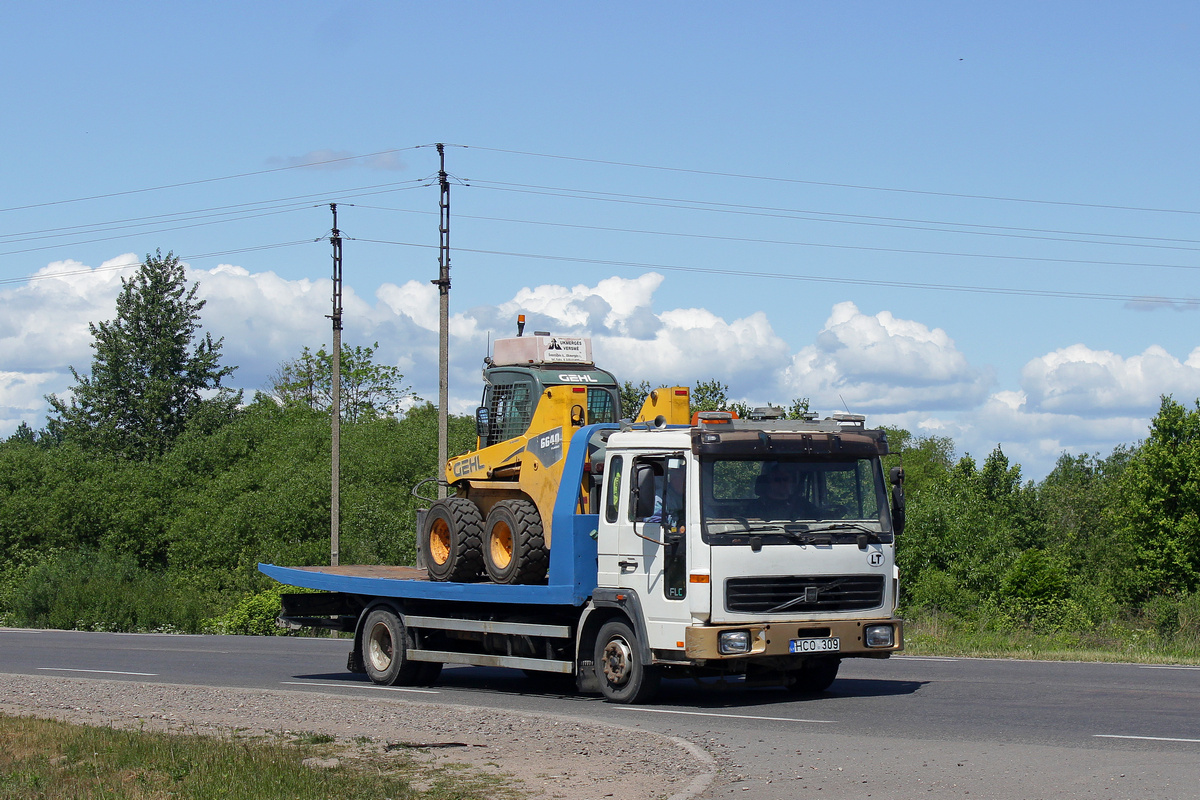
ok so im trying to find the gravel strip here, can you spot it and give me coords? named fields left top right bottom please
left=0, top=673, right=714, bottom=800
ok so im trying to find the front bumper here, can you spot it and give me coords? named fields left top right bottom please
left=684, top=618, right=904, bottom=659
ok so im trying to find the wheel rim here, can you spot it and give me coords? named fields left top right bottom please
left=601, top=635, right=634, bottom=685
left=367, top=622, right=394, bottom=672
left=489, top=521, right=514, bottom=569
left=429, top=518, right=452, bottom=565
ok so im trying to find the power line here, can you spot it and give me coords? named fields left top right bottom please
left=467, top=181, right=1200, bottom=254
left=348, top=237, right=1200, bottom=305
left=350, top=206, right=1200, bottom=273
left=0, top=179, right=428, bottom=244
left=0, top=146, right=427, bottom=214
left=0, top=206, right=315, bottom=258
left=455, top=144, right=1200, bottom=217
left=0, top=239, right=315, bottom=286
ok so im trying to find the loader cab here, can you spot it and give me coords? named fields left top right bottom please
left=477, top=365, right=621, bottom=448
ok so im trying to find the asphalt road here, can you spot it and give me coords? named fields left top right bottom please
left=3, top=628, right=1199, bottom=798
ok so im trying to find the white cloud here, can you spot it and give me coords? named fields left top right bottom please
left=1021, top=343, right=1200, bottom=416
left=1, top=258, right=1193, bottom=482
left=0, top=255, right=134, bottom=372
left=783, top=301, right=991, bottom=413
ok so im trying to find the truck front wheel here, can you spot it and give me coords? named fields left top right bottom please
left=362, top=609, right=439, bottom=686
left=483, top=499, right=548, bottom=584
left=594, top=620, right=660, bottom=704
left=421, top=499, right=484, bottom=582
left=786, top=656, right=841, bottom=693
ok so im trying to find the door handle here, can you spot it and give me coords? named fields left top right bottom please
left=618, top=559, right=638, bottom=571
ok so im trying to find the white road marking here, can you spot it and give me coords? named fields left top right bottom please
left=1139, top=665, right=1200, bottom=671
left=280, top=680, right=439, bottom=694
left=1094, top=734, right=1200, bottom=744
left=38, top=667, right=157, bottom=676
left=617, top=707, right=834, bottom=724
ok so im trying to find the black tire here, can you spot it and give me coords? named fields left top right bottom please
left=414, top=661, right=443, bottom=686
left=483, top=499, right=549, bottom=584
left=594, top=620, right=661, bottom=704
left=361, top=608, right=424, bottom=686
left=786, top=657, right=841, bottom=693
left=421, top=498, right=484, bottom=582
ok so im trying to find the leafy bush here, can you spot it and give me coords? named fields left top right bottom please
left=8, top=548, right=210, bottom=633
left=1000, top=549, right=1069, bottom=603
left=901, top=568, right=979, bottom=617
left=204, top=585, right=295, bottom=636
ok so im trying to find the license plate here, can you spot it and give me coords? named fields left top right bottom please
left=789, top=637, right=840, bottom=654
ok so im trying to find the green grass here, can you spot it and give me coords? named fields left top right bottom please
left=901, top=609, right=1200, bottom=665
left=0, top=715, right=526, bottom=800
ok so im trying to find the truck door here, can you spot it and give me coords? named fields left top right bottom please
left=616, top=454, right=691, bottom=648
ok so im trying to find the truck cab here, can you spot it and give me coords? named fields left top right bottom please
left=588, top=413, right=902, bottom=699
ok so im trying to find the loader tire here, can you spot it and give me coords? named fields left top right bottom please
left=483, top=499, right=549, bottom=584
left=421, top=498, right=484, bottom=582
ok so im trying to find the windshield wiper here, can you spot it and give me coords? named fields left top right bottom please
left=807, top=522, right=885, bottom=543
left=708, top=520, right=832, bottom=546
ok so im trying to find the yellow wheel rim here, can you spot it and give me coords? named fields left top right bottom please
left=489, top=521, right=514, bottom=569
left=429, top=519, right=452, bottom=565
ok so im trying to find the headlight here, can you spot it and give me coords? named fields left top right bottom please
left=865, top=624, right=894, bottom=648
left=718, top=630, right=751, bottom=654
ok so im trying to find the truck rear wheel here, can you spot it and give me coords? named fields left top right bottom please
left=594, top=620, right=660, bottom=704
left=421, top=499, right=484, bottom=582
left=362, top=608, right=438, bottom=686
left=483, top=499, right=548, bottom=584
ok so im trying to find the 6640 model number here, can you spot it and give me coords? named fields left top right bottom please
left=789, top=637, right=840, bottom=654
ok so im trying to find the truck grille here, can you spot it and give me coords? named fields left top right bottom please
left=725, top=575, right=885, bottom=614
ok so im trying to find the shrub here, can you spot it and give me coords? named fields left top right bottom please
left=204, top=584, right=300, bottom=636
left=902, top=568, right=980, bottom=617
left=8, top=548, right=210, bottom=632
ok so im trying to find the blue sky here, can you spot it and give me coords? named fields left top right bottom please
left=2, top=2, right=1199, bottom=479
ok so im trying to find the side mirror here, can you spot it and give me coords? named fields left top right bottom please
left=889, top=466, right=906, bottom=536
left=475, top=406, right=490, bottom=439
left=634, top=465, right=657, bottom=519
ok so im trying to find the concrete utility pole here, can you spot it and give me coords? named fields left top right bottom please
left=433, top=144, right=450, bottom=499
left=329, top=203, right=343, bottom=565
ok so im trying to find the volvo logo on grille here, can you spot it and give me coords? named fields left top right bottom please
left=804, top=586, right=820, bottom=603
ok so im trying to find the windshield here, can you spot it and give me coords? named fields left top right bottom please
left=700, top=456, right=890, bottom=544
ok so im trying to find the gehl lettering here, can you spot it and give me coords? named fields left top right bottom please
left=452, top=455, right=483, bottom=477
left=557, top=373, right=599, bottom=383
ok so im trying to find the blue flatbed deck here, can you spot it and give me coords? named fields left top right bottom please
left=259, top=559, right=593, bottom=605
left=259, top=424, right=613, bottom=607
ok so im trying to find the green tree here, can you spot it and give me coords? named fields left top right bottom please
left=5, top=422, right=39, bottom=446
left=880, top=428, right=955, bottom=497
left=690, top=379, right=730, bottom=416
left=46, top=250, right=239, bottom=460
left=269, top=341, right=414, bottom=422
left=1113, top=396, right=1200, bottom=601
left=618, top=380, right=652, bottom=418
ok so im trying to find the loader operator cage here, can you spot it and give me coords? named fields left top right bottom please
left=479, top=366, right=620, bottom=448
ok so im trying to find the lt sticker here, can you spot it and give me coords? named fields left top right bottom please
left=867, top=551, right=884, bottom=567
